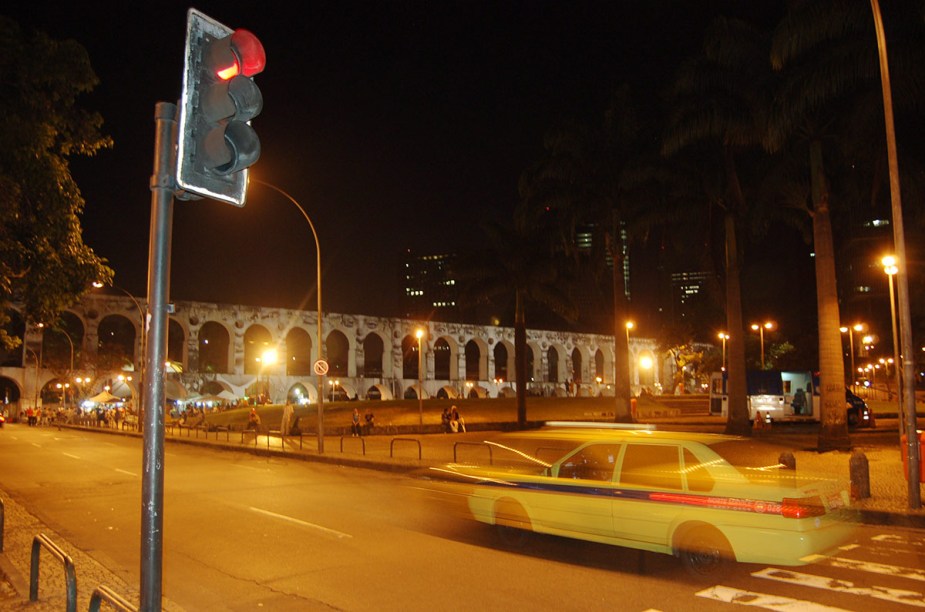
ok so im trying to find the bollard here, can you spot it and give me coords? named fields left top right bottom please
left=779, top=451, right=796, bottom=470
left=850, top=450, right=871, bottom=500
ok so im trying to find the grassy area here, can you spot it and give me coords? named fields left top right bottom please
left=198, top=395, right=674, bottom=432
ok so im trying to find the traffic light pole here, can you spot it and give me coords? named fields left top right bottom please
left=140, top=101, right=177, bottom=611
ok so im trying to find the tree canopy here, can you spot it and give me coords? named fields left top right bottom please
left=0, top=16, right=113, bottom=348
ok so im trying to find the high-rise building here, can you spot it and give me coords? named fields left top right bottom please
left=400, top=250, right=459, bottom=320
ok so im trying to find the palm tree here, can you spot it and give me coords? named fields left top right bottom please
left=454, top=210, right=577, bottom=429
left=661, top=16, right=776, bottom=436
left=767, top=0, right=925, bottom=450
left=518, top=86, right=663, bottom=421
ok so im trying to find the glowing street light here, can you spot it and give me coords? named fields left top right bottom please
left=750, top=321, right=775, bottom=370
left=839, top=323, right=865, bottom=389
left=717, top=332, right=729, bottom=372
left=883, top=255, right=903, bottom=436
left=261, top=348, right=277, bottom=403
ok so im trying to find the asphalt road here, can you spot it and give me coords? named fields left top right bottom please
left=3, top=424, right=925, bottom=610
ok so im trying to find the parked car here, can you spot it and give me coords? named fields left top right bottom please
left=846, top=388, right=872, bottom=428
left=431, top=424, right=857, bottom=576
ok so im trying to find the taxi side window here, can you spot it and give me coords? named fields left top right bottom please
left=683, top=449, right=715, bottom=492
left=557, top=444, right=621, bottom=481
left=618, top=444, right=682, bottom=490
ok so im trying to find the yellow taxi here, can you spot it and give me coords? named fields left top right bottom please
left=432, top=423, right=856, bottom=575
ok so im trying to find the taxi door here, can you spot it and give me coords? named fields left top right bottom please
left=544, top=443, right=622, bottom=538
left=611, top=443, right=684, bottom=545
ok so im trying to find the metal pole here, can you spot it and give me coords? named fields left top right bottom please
left=887, top=273, right=903, bottom=438
left=140, top=101, right=177, bottom=610
left=870, top=0, right=920, bottom=509
left=249, top=179, right=324, bottom=453
left=418, top=334, right=423, bottom=431
left=848, top=327, right=856, bottom=389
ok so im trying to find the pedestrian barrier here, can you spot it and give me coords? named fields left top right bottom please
left=30, top=532, right=77, bottom=612
left=454, top=441, right=493, bottom=464
left=340, top=435, right=367, bottom=455
left=390, top=437, right=421, bottom=460
left=89, top=585, right=137, bottom=612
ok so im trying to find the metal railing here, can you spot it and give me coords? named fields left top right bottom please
left=390, top=437, right=421, bottom=460
left=89, top=585, right=137, bottom=612
left=30, top=533, right=77, bottom=612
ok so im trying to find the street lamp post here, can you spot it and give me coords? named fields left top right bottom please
left=870, top=0, right=919, bottom=510
left=718, top=332, right=729, bottom=372
left=416, top=328, right=425, bottom=432
left=250, top=179, right=325, bottom=453
left=840, top=323, right=864, bottom=390
left=625, top=321, right=634, bottom=388
left=750, top=321, right=775, bottom=370
left=39, top=323, right=75, bottom=372
left=883, top=256, right=904, bottom=437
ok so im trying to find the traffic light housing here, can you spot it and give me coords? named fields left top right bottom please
left=177, top=9, right=266, bottom=206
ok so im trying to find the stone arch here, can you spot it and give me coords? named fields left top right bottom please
left=492, top=340, right=515, bottom=382
left=403, top=383, right=428, bottom=400
left=326, top=329, right=350, bottom=377
left=286, top=327, right=313, bottom=376
left=243, top=324, right=274, bottom=375
left=361, top=331, right=385, bottom=378
left=570, top=347, right=583, bottom=383
left=594, top=348, right=606, bottom=381
left=433, top=336, right=455, bottom=380
left=465, top=338, right=488, bottom=381
left=436, top=385, right=459, bottom=399
left=167, top=318, right=186, bottom=369
left=365, top=383, right=393, bottom=400
left=198, top=320, right=231, bottom=374
left=546, top=346, right=560, bottom=383
left=287, top=382, right=317, bottom=404
left=97, top=314, right=136, bottom=371
left=401, top=334, right=420, bottom=380
left=526, top=340, right=542, bottom=382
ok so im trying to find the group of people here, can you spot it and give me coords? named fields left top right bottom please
left=441, top=405, right=466, bottom=433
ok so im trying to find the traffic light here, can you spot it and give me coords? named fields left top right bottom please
left=177, top=9, right=266, bottom=206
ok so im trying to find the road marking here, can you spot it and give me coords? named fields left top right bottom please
left=696, top=585, right=850, bottom=610
left=32, top=443, right=42, bottom=448
left=249, top=506, right=352, bottom=540
left=62, top=452, right=81, bottom=460
left=753, top=567, right=925, bottom=607
left=821, top=557, right=925, bottom=582
left=115, top=468, right=137, bottom=477
left=873, top=534, right=925, bottom=548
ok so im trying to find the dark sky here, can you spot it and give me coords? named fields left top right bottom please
left=7, top=1, right=784, bottom=318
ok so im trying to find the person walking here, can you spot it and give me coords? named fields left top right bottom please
left=281, top=403, right=294, bottom=436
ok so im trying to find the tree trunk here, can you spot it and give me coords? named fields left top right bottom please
left=611, top=211, right=634, bottom=422
left=514, top=290, right=528, bottom=429
left=810, top=140, right=851, bottom=451
left=722, top=209, right=750, bottom=436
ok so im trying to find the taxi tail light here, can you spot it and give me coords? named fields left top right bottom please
left=781, top=496, right=826, bottom=519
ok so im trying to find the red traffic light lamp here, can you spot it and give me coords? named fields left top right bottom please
left=177, top=9, right=266, bottom=206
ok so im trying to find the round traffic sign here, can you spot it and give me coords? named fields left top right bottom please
left=313, top=359, right=329, bottom=376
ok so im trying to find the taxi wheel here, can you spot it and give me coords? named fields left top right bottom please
left=678, top=527, right=731, bottom=577
left=494, top=500, right=532, bottom=548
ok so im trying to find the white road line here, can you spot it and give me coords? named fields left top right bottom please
left=32, top=443, right=41, bottom=448
left=822, top=557, right=925, bottom=582
left=249, top=506, right=352, bottom=540
left=873, top=534, right=925, bottom=547
left=62, top=452, right=81, bottom=460
left=115, top=468, right=137, bottom=477
left=696, top=585, right=851, bottom=611
left=753, top=567, right=925, bottom=607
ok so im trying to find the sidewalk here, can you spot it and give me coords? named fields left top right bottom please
left=2, top=415, right=924, bottom=610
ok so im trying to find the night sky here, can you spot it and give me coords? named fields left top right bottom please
left=7, top=1, right=786, bottom=321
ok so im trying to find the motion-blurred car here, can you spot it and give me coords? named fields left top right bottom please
left=846, top=388, right=872, bottom=428
left=434, top=424, right=856, bottom=575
